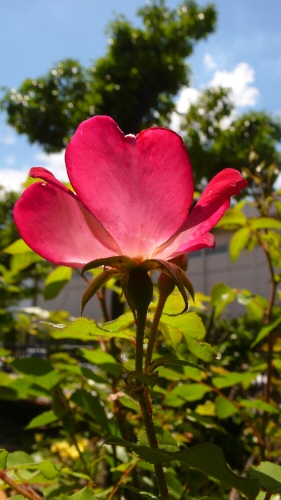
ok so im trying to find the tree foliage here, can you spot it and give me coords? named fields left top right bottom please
left=181, top=87, right=281, bottom=194
left=0, top=0, right=217, bottom=152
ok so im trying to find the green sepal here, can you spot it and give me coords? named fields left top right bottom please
left=81, top=268, right=120, bottom=315
left=82, top=255, right=136, bottom=276
left=147, top=357, right=205, bottom=374
left=143, top=259, right=194, bottom=313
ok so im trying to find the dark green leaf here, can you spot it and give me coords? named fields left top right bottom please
left=70, top=389, right=110, bottom=433
left=149, top=356, right=204, bottom=373
left=103, top=437, right=259, bottom=499
left=10, top=358, right=60, bottom=390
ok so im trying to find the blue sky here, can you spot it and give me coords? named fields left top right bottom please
left=0, top=0, right=281, bottom=191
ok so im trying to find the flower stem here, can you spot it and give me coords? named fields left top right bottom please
left=145, top=292, right=166, bottom=370
left=135, top=306, right=169, bottom=498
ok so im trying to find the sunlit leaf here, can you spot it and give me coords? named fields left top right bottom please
left=251, top=316, right=281, bottom=348
left=49, top=317, right=134, bottom=341
left=250, top=462, right=281, bottom=493
left=3, top=238, right=33, bottom=254
left=229, top=227, right=250, bottom=262
left=44, top=266, right=72, bottom=300
left=160, top=312, right=206, bottom=340
left=215, top=396, right=238, bottom=419
left=25, top=410, right=58, bottom=429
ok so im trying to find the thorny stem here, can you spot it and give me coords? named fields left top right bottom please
left=0, top=469, right=42, bottom=500
left=135, top=306, right=169, bottom=499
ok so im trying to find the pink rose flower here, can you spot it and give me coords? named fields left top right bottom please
left=14, top=115, right=247, bottom=268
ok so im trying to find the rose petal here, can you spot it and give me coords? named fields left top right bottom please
left=154, top=169, right=246, bottom=259
left=65, top=116, right=194, bottom=259
left=169, top=232, right=216, bottom=258
left=14, top=174, right=121, bottom=268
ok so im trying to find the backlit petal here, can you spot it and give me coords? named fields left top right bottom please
left=14, top=173, right=121, bottom=268
left=65, top=116, right=194, bottom=258
left=154, top=170, right=246, bottom=259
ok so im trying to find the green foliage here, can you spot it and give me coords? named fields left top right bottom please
left=181, top=87, right=281, bottom=191
left=1, top=0, right=217, bottom=151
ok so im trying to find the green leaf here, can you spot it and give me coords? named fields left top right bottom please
left=184, top=336, right=217, bottom=362
left=251, top=316, right=281, bottom=347
left=215, top=396, right=238, bottom=419
left=8, top=459, right=59, bottom=480
left=250, top=461, right=281, bottom=493
left=148, top=356, right=204, bottom=373
left=164, top=384, right=212, bottom=406
left=104, top=437, right=259, bottom=499
left=10, top=252, right=42, bottom=272
left=4, top=238, right=32, bottom=254
left=210, top=283, right=237, bottom=318
left=61, top=487, right=98, bottom=500
left=250, top=217, right=281, bottom=230
left=10, top=358, right=60, bottom=390
left=216, top=208, right=247, bottom=227
left=185, top=497, right=224, bottom=500
left=50, top=317, right=133, bottom=341
left=70, top=389, right=110, bottom=432
left=240, top=399, right=279, bottom=414
left=125, top=371, right=159, bottom=389
left=25, top=409, right=58, bottom=429
left=160, top=312, right=206, bottom=340
left=229, top=227, right=250, bottom=262
left=0, top=448, right=8, bottom=470
left=213, top=372, right=257, bottom=389
left=237, top=290, right=267, bottom=320
left=81, top=268, right=120, bottom=315
left=44, top=266, right=72, bottom=300
left=77, top=348, right=120, bottom=376
left=123, top=485, right=167, bottom=499
left=7, top=450, right=34, bottom=467
left=103, top=311, right=135, bottom=332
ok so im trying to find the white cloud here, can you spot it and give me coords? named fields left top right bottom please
left=209, top=62, right=259, bottom=107
left=0, top=168, right=28, bottom=192
left=0, top=150, right=67, bottom=193
left=170, top=87, right=199, bottom=132
left=33, top=150, right=67, bottom=182
left=204, top=53, right=217, bottom=70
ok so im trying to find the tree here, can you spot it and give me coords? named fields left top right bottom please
left=181, top=87, right=281, bottom=195
left=0, top=0, right=217, bottom=152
